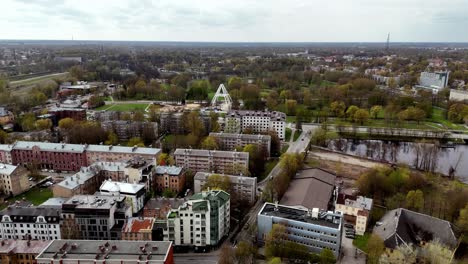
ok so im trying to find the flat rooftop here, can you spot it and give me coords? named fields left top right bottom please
left=174, top=148, right=249, bottom=159
left=209, top=132, right=271, bottom=141
left=260, top=203, right=341, bottom=229
left=0, top=240, right=51, bottom=254
left=36, top=240, right=172, bottom=262
left=63, top=195, right=125, bottom=210
left=155, top=165, right=183, bottom=175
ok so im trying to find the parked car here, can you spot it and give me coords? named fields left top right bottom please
left=344, top=223, right=354, bottom=229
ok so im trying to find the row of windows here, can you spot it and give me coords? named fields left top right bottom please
left=284, top=224, right=338, bottom=237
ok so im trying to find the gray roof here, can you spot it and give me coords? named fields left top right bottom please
left=227, top=110, right=286, bottom=121
left=0, top=207, right=61, bottom=223
left=194, top=172, right=256, bottom=186
left=99, top=180, right=145, bottom=195
left=373, top=208, right=458, bottom=249
left=209, top=132, right=271, bottom=141
left=0, top=164, right=19, bottom=175
left=280, top=168, right=336, bottom=211
left=174, top=148, right=249, bottom=159
left=155, top=166, right=183, bottom=176
left=0, top=107, right=9, bottom=117
left=39, top=198, right=68, bottom=208
left=56, top=167, right=98, bottom=191
left=260, top=203, right=342, bottom=229
left=12, top=141, right=86, bottom=153
left=36, top=240, right=172, bottom=262
left=0, top=240, right=51, bottom=254
left=86, top=144, right=160, bottom=156
left=63, top=195, right=125, bottom=210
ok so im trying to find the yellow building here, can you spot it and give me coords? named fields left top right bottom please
left=335, top=194, right=373, bottom=235
left=0, top=240, right=50, bottom=264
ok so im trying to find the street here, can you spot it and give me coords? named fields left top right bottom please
left=174, top=254, right=219, bottom=264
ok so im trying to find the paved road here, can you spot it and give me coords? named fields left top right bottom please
left=339, top=236, right=366, bottom=264
left=174, top=254, right=218, bottom=264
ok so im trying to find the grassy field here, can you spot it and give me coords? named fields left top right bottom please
left=431, top=107, right=467, bottom=130
left=285, top=128, right=292, bottom=141
left=9, top=72, right=69, bottom=88
left=293, top=130, right=302, bottom=141
left=1, top=187, right=53, bottom=209
left=353, top=233, right=371, bottom=253
left=94, top=103, right=150, bottom=112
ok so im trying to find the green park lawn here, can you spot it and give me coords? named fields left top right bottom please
left=1, top=187, right=53, bottom=209
left=94, top=103, right=150, bottom=112
left=353, top=233, right=371, bottom=253
left=293, top=130, right=302, bottom=141
left=285, top=128, right=292, bottom=141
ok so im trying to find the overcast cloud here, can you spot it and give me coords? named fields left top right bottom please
left=0, top=0, right=466, bottom=42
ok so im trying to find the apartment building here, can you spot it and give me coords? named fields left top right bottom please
left=225, top=110, right=286, bottom=140
left=209, top=132, right=271, bottom=156
left=0, top=164, right=29, bottom=197
left=0, top=141, right=160, bottom=172
left=49, top=107, right=86, bottom=122
left=335, top=194, right=373, bottom=235
left=36, top=240, right=174, bottom=264
left=99, top=180, right=146, bottom=214
left=121, top=217, right=155, bottom=241
left=164, top=190, right=230, bottom=248
left=257, top=203, right=343, bottom=257
left=154, top=166, right=185, bottom=194
left=0, top=207, right=61, bottom=240
left=60, top=195, right=132, bottom=240
left=101, top=120, right=158, bottom=141
left=194, top=172, right=257, bottom=203
left=0, top=240, right=50, bottom=264
left=174, top=149, right=249, bottom=175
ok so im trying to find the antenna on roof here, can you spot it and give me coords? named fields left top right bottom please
left=386, top=33, right=390, bottom=51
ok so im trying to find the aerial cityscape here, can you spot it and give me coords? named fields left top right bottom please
left=0, top=1, right=467, bottom=264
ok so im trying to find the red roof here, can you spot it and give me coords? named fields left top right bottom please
left=122, top=218, right=154, bottom=233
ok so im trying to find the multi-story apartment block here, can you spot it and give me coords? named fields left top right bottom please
left=101, top=120, right=158, bottom=141
left=0, top=206, right=61, bottom=240
left=99, top=180, right=146, bottom=214
left=60, top=195, right=132, bottom=240
left=225, top=110, right=286, bottom=140
left=174, top=149, right=249, bottom=175
left=0, top=141, right=160, bottom=172
left=335, top=194, right=373, bottom=235
left=160, top=112, right=186, bottom=134
left=257, top=203, right=343, bottom=257
left=154, top=166, right=185, bottom=194
left=164, top=190, right=230, bottom=248
left=0, top=164, right=29, bottom=196
left=209, top=132, right=271, bottom=156
left=36, top=240, right=174, bottom=264
left=0, top=239, right=50, bottom=264
left=194, top=172, right=257, bottom=204
left=121, top=217, right=155, bottom=241
left=49, top=107, right=86, bottom=122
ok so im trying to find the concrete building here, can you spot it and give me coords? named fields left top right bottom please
left=0, top=164, right=29, bottom=197
left=257, top=203, right=343, bottom=257
left=36, top=240, right=174, bottom=264
left=209, top=132, right=271, bottom=156
left=101, top=120, right=158, bottom=141
left=99, top=180, right=146, bottom=214
left=0, top=239, right=50, bottom=264
left=164, top=190, right=230, bottom=248
left=60, top=195, right=132, bottom=240
left=417, top=71, right=450, bottom=93
left=143, top=198, right=187, bottom=220
left=0, top=206, right=61, bottom=240
left=194, top=172, right=257, bottom=203
left=121, top=217, right=155, bottom=241
left=373, top=208, right=457, bottom=250
left=280, top=168, right=336, bottom=211
left=335, top=194, right=373, bottom=235
left=0, top=141, right=160, bottom=172
left=225, top=110, right=286, bottom=140
left=174, top=149, right=249, bottom=175
left=449, top=89, right=468, bottom=102
left=53, top=165, right=105, bottom=198
left=154, top=166, right=185, bottom=194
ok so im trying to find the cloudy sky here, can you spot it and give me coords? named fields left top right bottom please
left=0, top=0, right=466, bottom=42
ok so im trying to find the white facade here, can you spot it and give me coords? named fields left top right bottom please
left=99, top=180, right=146, bottom=214
left=419, top=71, right=450, bottom=92
left=0, top=208, right=61, bottom=240
left=194, top=172, right=257, bottom=203
left=225, top=111, right=286, bottom=140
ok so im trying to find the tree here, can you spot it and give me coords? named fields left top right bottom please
left=405, top=189, right=424, bottom=212
left=201, top=136, right=219, bottom=150
left=243, top=144, right=266, bottom=177
left=285, top=99, right=297, bottom=116
left=346, top=105, right=359, bottom=120
left=184, top=111, right=205, bottom=138
left=420, top=240, right=453, bottom=264
left=203, top=174, right=231, bottom=192
left=388, top=77, right=398, bottom=90
left=133, top=112, right=145, bottom=122
left=353, top=109, right=369, bottom=125
left=88, top=95, right=104, bottom=108
left=379, top=244, right=417, bottom=264
left=456, top=203, right=468, bottom=232
left=367, top=234, right=385, bottom=264
left=20, top=113, right=36, bottom=131
left=209, top=112, right=221, bottom=132
left=219, top=244, right=235, bottom=264
left=105, top=132, right=118, bottom=145
left=370, top=105, right=383, bottom=119
left=319, top=248, right=336, bottom=264
left=157, top=153, right=175, bottom=166
left=58, top=118, right=75, bottom=130
left=162, top=188, right=176, bottom=198
left=0, top=130, right=8, bottom=144
left=265, top=224, right=287, bottom=259
left=268, top=257, right=282, bottom=264
left=235, top=241, right=256, bottom=264
left=34, top=119, right=52, bottom=130
left=127, top=137, right=145, bottom=147
left=330, top=101, right=346, bottom=118
left=69, top=65, right=85, bottom=80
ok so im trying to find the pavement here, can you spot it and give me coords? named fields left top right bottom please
left=174, top=254, right=219, bottom=264
left=339, top=236, right=366, bottom=264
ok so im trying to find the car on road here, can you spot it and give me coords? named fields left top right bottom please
left=28, top=177, right=33, bottom=181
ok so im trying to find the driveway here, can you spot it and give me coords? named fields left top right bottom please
left=339, top=236, right=366, bottom=264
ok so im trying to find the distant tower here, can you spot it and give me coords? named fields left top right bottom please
left=211, top=84, right=232, bottom=112
left=386, top=33, right=390, bottom=51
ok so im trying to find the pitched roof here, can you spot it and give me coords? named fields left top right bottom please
left=373, top=208, right=458, bottom=249
left=280, top=168, right=336, bottom=210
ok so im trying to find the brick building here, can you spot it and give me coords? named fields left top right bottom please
left=121, top=217, right=155, bottom=241
left=154, top=166, right=185, bottom=194
left=49, top=107, right=86, bottom=122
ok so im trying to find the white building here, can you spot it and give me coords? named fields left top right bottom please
left=335, top=194, right=373, bottom=235
left=174, top=149, right=249, bottom=175
left=449, top=89, right=468, bottom=102
left=194, top=172, right=257, bottom=203
left=165, top=190, right=230, bottom=248
left=225, top=110, right=286, bottom=140
left=98, top=180, right=146, bottom=214
left=0, top=207, right=61, bottom=240
left=417, top=71, right=450, bottom=93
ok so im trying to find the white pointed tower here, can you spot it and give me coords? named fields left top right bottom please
left=211, top=84, right=232, bottom=112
